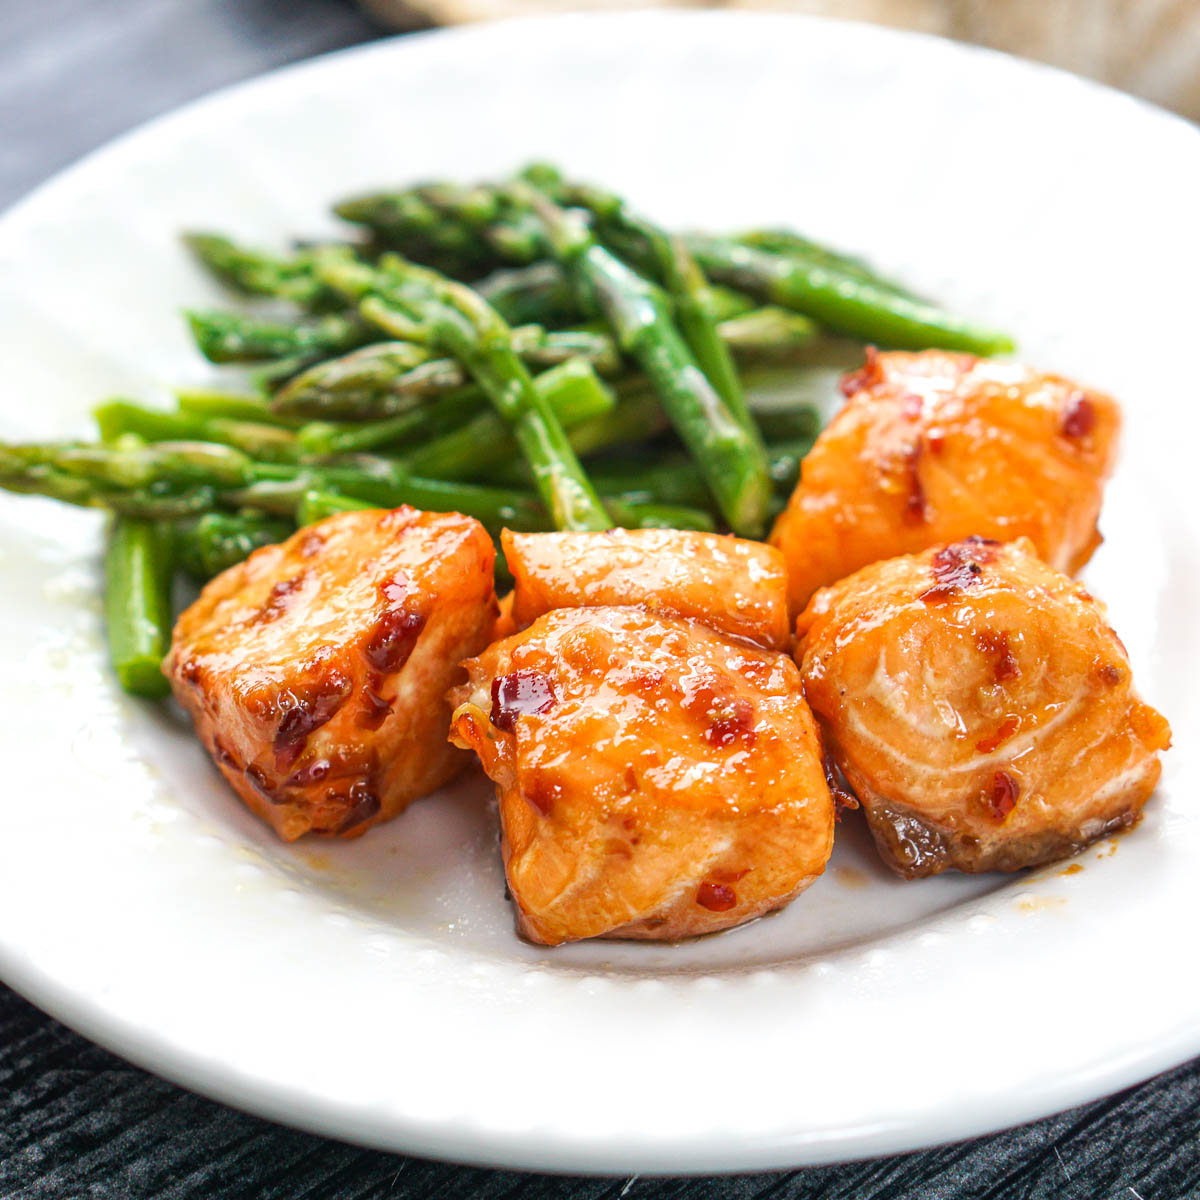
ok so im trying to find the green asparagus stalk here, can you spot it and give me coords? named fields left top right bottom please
left=732, top=230, right=936, bottom=307
left=332, top=175, right=1011, bottom=353
left=586, top=431, right=819, bottom=511
left=185, top=309, right=370, bottom=364
left=528, top=170, right=756, bottom=439
left=476, top=259, right=759, bottom=329
left=335, top=185, right=546, bottom=276
left=687, top=235, right=1015, bottom=355
left=174, top=390, right=303, bottom=428
left=756, top=406, right=823, bottom=444
left=271, top=342, right=450, bottom=421
left=182, top=233, right=339, bottom=310
left=360, top=297, right=623, bottom=375
left=734, top=230, right=878, bottom=280
left=295, top=489, right=371, bottom=526
left=229, top=466, right=549, bottom=534
left=95, top=400, right=301, bottom=462
left=476, top=261, right=579, bottom=326
left=294, top=390, right=483, bottom=458
left=716, top=307, right=818, bottom=361
left=602, top=499, right=716, bottom=533
left=561, top=384, right=669, bottom=459
left=336, top=255, right=614, bottom=532
left=399, top=358, right=615, bottom=480
left=333, top=191, right=496, bottom=278
left=177, top=512, right=293, bottom=579
left=512, top=181, right=772, bottom=537
left=0, top=439, right=550, bottom=534
left=104, top=517, right=174, bottom=697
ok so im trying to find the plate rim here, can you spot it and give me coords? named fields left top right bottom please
left=1, top=10, right=1198, bottom=1174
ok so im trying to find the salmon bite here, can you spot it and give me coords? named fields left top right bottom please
left=165, top=506, right=497, bottom=840
left=796, top=538, right=1171, bottom=877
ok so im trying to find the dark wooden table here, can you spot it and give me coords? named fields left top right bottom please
left=1, top=3, right=1197, bottom=1196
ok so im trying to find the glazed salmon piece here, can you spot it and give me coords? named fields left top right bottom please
left=502, top=528, right=791, bottom=650
left=770, top=349, right=1121, bottom=614
left=796, top=537, right=1170, bottom=877
left=166, top=506, right=497, bottom=841
left=450, top=606, right=835, bottom=944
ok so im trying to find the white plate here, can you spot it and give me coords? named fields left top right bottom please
left=0, top=11, right=1197, bottom=1175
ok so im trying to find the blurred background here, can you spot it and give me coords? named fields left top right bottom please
left=3, top=0, right=1197, bottom=212
left=364, top=0, right=1200, bottom=118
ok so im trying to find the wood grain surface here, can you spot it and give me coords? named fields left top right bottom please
left=1, top=3, right=1197, bottom=1196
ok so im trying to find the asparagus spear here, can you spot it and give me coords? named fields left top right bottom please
left=182, top=233, right=339, bottom=310
left=271, top=342, right=451, bottom=421
left=399, top=358, right=615, bottom=480
left=174, top=390, right=303, bottom=428
left=511, top=181, right=772, bottom=537
left=271, top=306, right=800, bottom=423
left=476, top=261, right=579, bottom=326
left=177, top=512, right=292, bottom=579
left=716, top=307, right=818, bottom=361
left=526, top=168, right=756, bottom=439
left=602, top=499, right=716, bottom=533
left=333, top=175, right=1012, bottom=354
left=333, top=190, right=496, bottom=277
left=582, top=431, right=818, bottom=512
left=95, top=400, right=301, bottom=462
left=361, top=297, right=623, bottom=374
left=331, top=255, right=614, bottom=533
left=105, top=517, right=174, bottom=697
left=0, top=439, right=550, bottom=534
left=686, top=235, right=1015, bottom=355
left=335, top=185, right=546, bottom=275
left=476, top=260, right=759, bottom=329
left=735, top=230, right=877, bottom=280
left=756, top=406, right=823, bottom=444
left=185, top=309, right=371, bottom=364
left=294, top=390, right=483, bottom=458
left=295, top=489, right=371, bottom=527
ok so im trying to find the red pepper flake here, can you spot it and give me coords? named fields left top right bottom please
left=697, top=881, right=737, bottom=912
left=1061, top=391, right=1095, bottom=439
left=273, top=671, right=351, bottom=770
left=903, top=439, right=928, bottom=524
left=839, top=345, right=882, bottom=398
left=1096, top=661, right=1124, bottom=686
left=300, top=530, right=326, bottom=559
left=704, top=696, right=757, bottom=748
left=253, top=573, right=307, bottom=625
left=490, top=669, right=557, bottom=732
left=976, top=631, right=1020, bottom=682
left=286, top=758, right=331, bottom=788
left=180, top=658, right=204, bottom=689
left=926, top=428, right=946, bottom=455
left=336, top=780, right=381, bottom=833
left=987, top=770, right=1019, bottom=821
left=364, top=608, right=425, bottom=673
left=823, top=753, right=859, bottom=816
left=919, top=538, right=1000, bottom=604
left=245, top=764, right=285, bottom=805
left=356, top=675, right=393, bottom=730
left=976, top=714, right=1021, bottom=754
